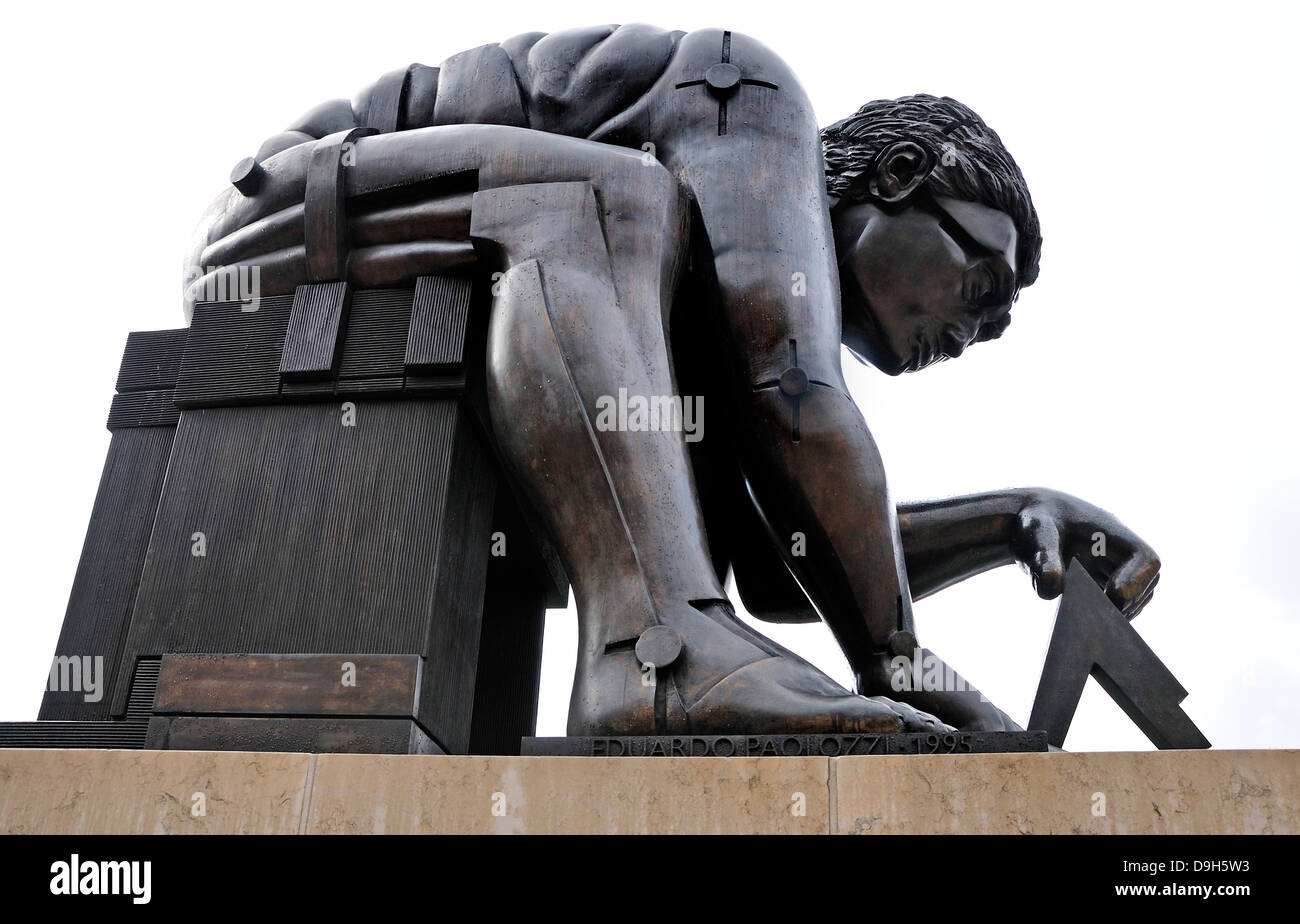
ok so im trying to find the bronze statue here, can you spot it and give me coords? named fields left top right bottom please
left=184, top=24, right=1161, bottom=738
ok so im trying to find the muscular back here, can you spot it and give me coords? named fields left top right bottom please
left=253, top=25, right=686, bottom=166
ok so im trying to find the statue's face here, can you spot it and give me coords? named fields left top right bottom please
left=836, top=195, right=1019, bottom=374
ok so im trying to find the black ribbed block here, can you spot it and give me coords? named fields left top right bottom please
left=113, top=399, right=498, bottom=753
left=176, top=295, right=292, bottom=406
left=280, top=281, right=352, bottom=381
left=115, top=329, right=188, bottom=394
left=38, top=326, right=184, bottom=721
left=405, top=275, right=472, bottom=374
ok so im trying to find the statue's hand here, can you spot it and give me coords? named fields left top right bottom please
left=1012, top=489, right=1160, bottom=619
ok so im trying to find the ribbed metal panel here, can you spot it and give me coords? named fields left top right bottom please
left=416, top=416, right=497, bottom=751
left=107, top=389, right=181, bottom=430
left=38, top=429, right=175, bottom=721
left=6, top=659, right=158, bottom=748
left=402, top=374, right=467, bottom=395
left=175, top=295, right=293, bottom=406
left=112, top=399, right=473, bottom=729
left=125, top=658, right=161, bottom=720
left=115, top=329, right=188, bottom=394
left=280, top=282, right=352, bottom=381
left=278, top=380, right=339, bottom=398
left=0, top=722, right=146, bottom=749
left=405, top=275, right=473, bottom=373
left=338, top=288, right=412, bottom=380
left=276, top=284, right=417, bottom=397
left=280, top=376, right=436, bottom=399
left=341, top=376, right=406, bottom=394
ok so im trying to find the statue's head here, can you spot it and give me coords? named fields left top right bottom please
left=823, top=95, right=1041, bottom=374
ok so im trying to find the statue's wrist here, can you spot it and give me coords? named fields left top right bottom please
left=1013, top=486, right=1059, bottom=514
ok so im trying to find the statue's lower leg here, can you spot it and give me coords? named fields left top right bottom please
left=472, top=176, right=948, bottom=736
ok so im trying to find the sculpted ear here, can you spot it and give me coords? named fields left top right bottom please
left=868, top=140, right=935, bottom=203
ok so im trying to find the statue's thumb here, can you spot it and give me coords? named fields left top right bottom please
left=1022, top=515, right=1065, bottom=600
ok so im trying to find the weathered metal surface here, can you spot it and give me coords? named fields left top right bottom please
left=152, top=654, right=421, bottom=717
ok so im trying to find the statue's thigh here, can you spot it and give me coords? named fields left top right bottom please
left=470, top=126, right=689, bottom=271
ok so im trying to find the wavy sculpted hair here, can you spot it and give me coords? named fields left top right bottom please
left=822, top=94, right=1042, bottom=289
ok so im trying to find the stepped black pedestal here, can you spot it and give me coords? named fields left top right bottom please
left=1, top=276, right=566, bottom=755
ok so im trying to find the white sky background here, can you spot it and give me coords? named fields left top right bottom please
left=0, top=0, right=1295, bottom=750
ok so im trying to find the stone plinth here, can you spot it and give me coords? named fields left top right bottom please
left=1, top=748, right=1293, bottom=835
left=832, top=749, right=1297, bottom=835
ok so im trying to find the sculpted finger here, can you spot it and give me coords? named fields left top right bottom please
left=349, top=241, right=478, bottom=287
left=1019, top=512, right=1065, bottom=600
left=349, top=190, right=475, bottom=245
left=187, top=239, right=481, bottom=307
left=197, top=192, right=477, bottom=302
left=205, top=142, right=315, bottom=245
left=201, top=203, right=306, bottom=268
left=1123, top=573, right=1159, bottom=620
left=1105, top=548, right=1161, bottom=615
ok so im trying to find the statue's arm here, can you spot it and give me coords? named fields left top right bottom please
left=897, top=493, right=1024, bottom=600
left=898, top=489, right=1162, bottom=618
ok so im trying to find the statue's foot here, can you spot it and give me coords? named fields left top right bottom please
left=676, top=647, right=951, bottom=735
left=925, top=696, right=1021, bottom=733
left=857, top=649, right=1023, bottom=732
left=570, top=600, right=953, bottom=736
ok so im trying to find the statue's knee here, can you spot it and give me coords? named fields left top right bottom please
left=593, top=153, right=688, bottom=259
left=747, top=378, right=881, bottom=462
